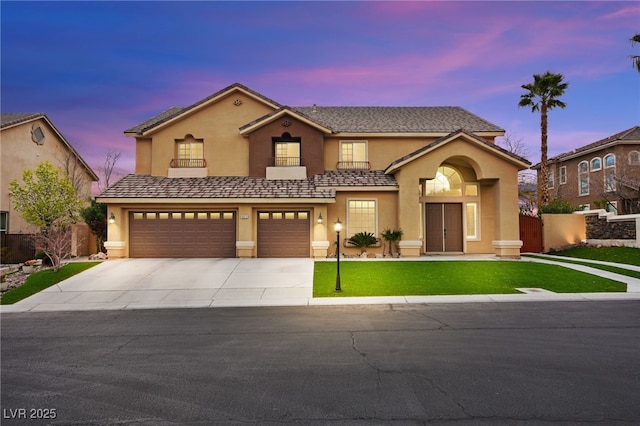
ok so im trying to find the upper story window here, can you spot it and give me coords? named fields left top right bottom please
left=548, top=170, right=554, bottom=189
left=338, top=141, right=369, bottom=170
left=604, top=153, right=615, bottom=168
left=424, top=166, right=463, bottom=196
left=273, top=133, right=301, bottom=166
left=590, top=157, right=602, bottom=171
left=173, top=135, right=204, bottom=168
left=559, top=166, right=567, bottom=185
left=604, top=154, right=616, bottom=192
left=578, top=161, right=589, bottom=196
left=629, top=150, right=640, bottom=165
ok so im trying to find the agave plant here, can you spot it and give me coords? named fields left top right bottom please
left=381, top=228, right=403, bottom=256
left=347, top=231, right=378, bottom=253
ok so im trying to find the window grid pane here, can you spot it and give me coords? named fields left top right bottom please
left=348, top=200, right=376, bottom=236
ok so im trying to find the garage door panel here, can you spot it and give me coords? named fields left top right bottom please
left=130, top=212, right=236, bottom=258
left=258, top=211, right=310, bottom=258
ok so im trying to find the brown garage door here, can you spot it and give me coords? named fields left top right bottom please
left=129, top=211, right=236, bottom=258
left=257, top=211, right=310, bottom=258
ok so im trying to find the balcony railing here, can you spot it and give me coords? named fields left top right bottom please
left=337, top=161, right=371, bottom=170
left=170, top=158, right=207, bottom=168
left=270, top=157, right=304, bottom=167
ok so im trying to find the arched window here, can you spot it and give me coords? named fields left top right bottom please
left=590, top=157, right=601, bottom=171
left=604, top=154, right=616, bottom=192
left=424, top=166, right=463, bottom=196
left=578, top=161, right=589, bottom=196
left=629, top=151, right=640, bottom=165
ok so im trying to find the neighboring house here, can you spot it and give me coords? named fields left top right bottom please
left=538, top=126, right=640, bottom=214
left=1, top=113, right=99, bottom=259
left=97, top=83, right=530, bottom=259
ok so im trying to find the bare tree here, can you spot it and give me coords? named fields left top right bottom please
left=99, top=149, right=122, bottom=191
left=59, top=151, right=91, bottom=199
left=497, top=133, right=531, bottom=160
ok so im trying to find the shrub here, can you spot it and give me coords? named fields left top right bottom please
left=540, top=199, right=581, bottom=214
left=347, top=232, right=378, bottom=253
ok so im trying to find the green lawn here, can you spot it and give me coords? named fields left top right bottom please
left=548, top=246, right=640, bottom=266
left=0, top=262, right=100, bottom=305
left=313, top=260, right=626, bottom=297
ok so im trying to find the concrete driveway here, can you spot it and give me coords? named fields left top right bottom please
left=4, top=258, right=315, bottom=312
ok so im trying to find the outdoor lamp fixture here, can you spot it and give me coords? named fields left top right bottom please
left=317, top=213, right=323, bottom=224
left=334, top=218, right=342, bottom=292
left=109, top=213, right=116, bottom=224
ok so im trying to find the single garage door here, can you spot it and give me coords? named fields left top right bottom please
left=257, top=211, right=310, bottom=258
left=130, top=211, right=236, bottom=258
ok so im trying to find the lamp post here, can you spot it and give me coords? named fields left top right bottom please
left=334, top=218, right=342, bottom=292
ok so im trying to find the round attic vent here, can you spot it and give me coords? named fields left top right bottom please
left=31, top=124, right=45, bottom=145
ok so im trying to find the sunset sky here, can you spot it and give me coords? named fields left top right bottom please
left=2, top=1, right=639, bottom=181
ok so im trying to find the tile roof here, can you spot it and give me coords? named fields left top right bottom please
left=549, top=126, right=640, bottom=163
left=98, top=174, right=336, bottom=200
left=124, top=83, right=505, bottom=135
left=292, top=106, right=504, bottom=133
left=97, top=170, right=399, bottom=200
left=314, top=170, right=398, bottom=187
left=1, top=113, right=44, bottom=128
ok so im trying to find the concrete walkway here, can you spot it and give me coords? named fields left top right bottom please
left=1, top=255, right=639, bottom=313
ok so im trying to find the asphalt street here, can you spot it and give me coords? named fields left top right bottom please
left=2, top=301, right=639, bottom=425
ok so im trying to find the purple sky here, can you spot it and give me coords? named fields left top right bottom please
left=2, top=1, right=639, bottom=183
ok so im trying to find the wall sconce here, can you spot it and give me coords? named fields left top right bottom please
left=109, top=213, right=116, bottom=224
left=317, top=213, right=323, bottom=224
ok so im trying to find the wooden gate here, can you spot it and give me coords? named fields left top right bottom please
left=519, top=214, right=543, bottom=253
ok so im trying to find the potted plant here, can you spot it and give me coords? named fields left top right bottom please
left=381, top=228, right=403, bottom=257
left=347, top=231, right=378, bottom=257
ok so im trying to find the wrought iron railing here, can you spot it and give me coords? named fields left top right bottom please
left=170, top=158, right=207, bottom=168
left=337, top=161, right=371, bottom=170
left=270, top=157, right=304, bottom=167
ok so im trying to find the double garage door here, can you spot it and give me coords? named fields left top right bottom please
left=129, top=211, right=236, bottom=258
left=129, top=210, right=310, bottom=258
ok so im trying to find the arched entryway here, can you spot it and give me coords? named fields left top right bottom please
left=421, top=165, right=479, bottom=253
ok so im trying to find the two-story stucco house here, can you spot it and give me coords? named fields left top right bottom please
left=1, top=113, right=99, bottom=260
left=97, top=83, right=529, bottom=259
left=538, top=126, right=640, bottom=214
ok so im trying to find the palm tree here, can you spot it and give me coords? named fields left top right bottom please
left=631, top=34, right=640, bottom=73
left=518, top=71, right=569, bottom=208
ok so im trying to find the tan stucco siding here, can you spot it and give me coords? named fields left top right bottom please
left=1, top=119, right=95, bottom=234
left=142, top=94, right=274, bottom=177
left=323, top=136, right=437, bottom=171
left=135, top=139, right=152, bottom=174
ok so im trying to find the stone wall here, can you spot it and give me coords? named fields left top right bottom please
left=585, top=215, right=636, bottom=240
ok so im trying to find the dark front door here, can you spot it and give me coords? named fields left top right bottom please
left=425, top=203, right=463, bottom=253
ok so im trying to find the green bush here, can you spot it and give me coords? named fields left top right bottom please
left=540, top=199, right=581, bottom=214
left=347, top=232, right=378, bottom=253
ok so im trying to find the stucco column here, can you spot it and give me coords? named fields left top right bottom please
left=236, top=206, right=255, bottom=258
left=104, top=206, right=126, bottom=258
left=491, top=176, right=522, bottom=258
left=312, top=205, right=330, bottom=258
left=396, top=170, right=422, bottom=257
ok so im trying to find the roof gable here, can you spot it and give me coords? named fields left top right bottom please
left=239, top=106, right=333, bottom=135
left=384, top=129, right=530, bottom=174
left=124, top=83, right=283, bottom=135
left=1, top=113, right=99, bottom=181
left=546, top=126, right=640, bottom=165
